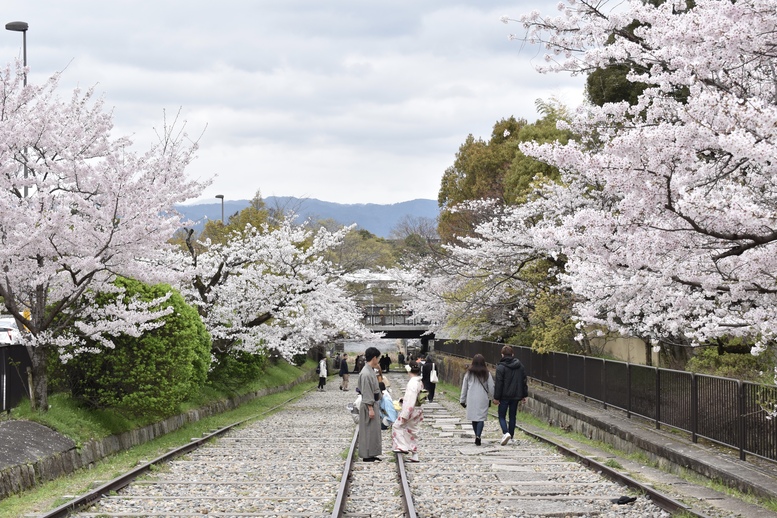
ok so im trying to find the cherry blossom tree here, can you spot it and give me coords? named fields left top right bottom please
left=177, top=215, right=372, bottom=361
left=391, top=199, right=552, bottom=341
left=507, top=0, right=777, bottom=351
left=0, top=63, right=206, bottom=410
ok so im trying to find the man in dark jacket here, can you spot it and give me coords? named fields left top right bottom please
left=339, top=353, right=350, bottom=391
left=421, top=354, right=437, bottom=402
left=493, top=345, right=528, bottom=445
left=354, top=354, right=365, bottom=374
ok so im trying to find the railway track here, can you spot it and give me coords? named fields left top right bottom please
left=35, top=371, right=718, bottom=517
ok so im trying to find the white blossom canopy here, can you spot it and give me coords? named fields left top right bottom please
left=514, top=0, right=777, bottom=349
left=177, top=216, right=373, bottom=360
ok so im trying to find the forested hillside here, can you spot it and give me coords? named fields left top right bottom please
left=177, top=197, right=439, bottom=238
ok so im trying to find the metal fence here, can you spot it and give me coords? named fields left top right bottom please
left=434, top=339, right=777, bottom=463
left=1, top=344, right=32, bottom=412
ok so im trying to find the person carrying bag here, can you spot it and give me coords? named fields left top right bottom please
left=421, top=355, right=438, bottom=402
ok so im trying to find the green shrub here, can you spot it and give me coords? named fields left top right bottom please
left=208, top=348, right=268, bottom=393
left=291, top=353, right=307, bottom=367
left=686, top=343, right=774, bottom=383
left=58, top=278, right=211, bottom=419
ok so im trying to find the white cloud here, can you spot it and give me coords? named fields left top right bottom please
left=2, top=0, right=585, bottom=204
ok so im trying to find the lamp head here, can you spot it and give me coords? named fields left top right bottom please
left=5, top=21, right=28, bottom=32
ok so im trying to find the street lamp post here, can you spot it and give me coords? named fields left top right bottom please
left=5, top=21, right=27, bottom=85
left=5, top=21, right=30, bottom=407
left=6, top=21, right=28, bottom=198
left=215, top=194, right=224, bottom=224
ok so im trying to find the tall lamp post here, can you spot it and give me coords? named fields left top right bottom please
left=6, top=21, right=28, bottom=198
left=215, top=194, right=224, bottom=224
left=5, top=21, right=27, bottom=85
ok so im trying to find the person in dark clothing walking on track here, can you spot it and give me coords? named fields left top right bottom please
left=493, top=345, right=528, bottom=445
left=339, top=353, right=350, bottom=391
left=421, top=354, right=437, bottom=403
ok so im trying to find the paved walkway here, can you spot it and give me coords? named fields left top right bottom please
left=0, top=420, right=75, bottom=470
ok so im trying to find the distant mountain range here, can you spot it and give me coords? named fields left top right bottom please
left=176, top=196, right=439, bottom=238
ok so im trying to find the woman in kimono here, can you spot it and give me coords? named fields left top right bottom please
left=391, top=361, right=424, bottom=462
left=460, top=353, right=494, bottom=445
left=357, top=347, right=383, bottom=462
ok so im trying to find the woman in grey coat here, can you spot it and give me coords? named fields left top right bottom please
left=460, top=354, right=494, bottom=445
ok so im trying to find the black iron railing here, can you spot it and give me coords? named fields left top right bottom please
left=360, top=306, right=431, bottom=327
left=1, top=344, right=32, bottom=412
left=434, top=339, right=777, bottom=463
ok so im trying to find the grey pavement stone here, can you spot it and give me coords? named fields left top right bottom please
left=0, top=420, right=75, bottom=470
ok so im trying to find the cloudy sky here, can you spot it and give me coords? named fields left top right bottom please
left=1, top=1, right=585, bottom=205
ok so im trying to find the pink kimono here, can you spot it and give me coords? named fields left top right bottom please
left=391, top=375, right=424, bottom=460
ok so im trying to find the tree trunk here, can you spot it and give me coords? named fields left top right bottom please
left=28, top=345, right=49, bottom=411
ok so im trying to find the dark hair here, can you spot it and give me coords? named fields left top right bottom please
left=501, top=345, right=514, bottom=357
left=467, top=354, right=489, bottom=382
left=365, top=346, right=381, bottom=362
left=379, top=382, right=386, bottom=391
left=408, top=361, right=422, bottom=374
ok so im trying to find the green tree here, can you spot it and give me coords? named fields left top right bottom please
left=438, top=117, right=526, bottom=242
left=170, top=191, right=272, bottom=254
left=199, top=191, right=270, bottom=246
left=225, top=193, right=270, bottom=234
left=434, top=102, right=579, bottom=352
left=586, top=64, right=647, bottom=107
left=208, top=349, right=267, bottom=393
left=325, top=226, right=397, bottom=273
left=389, top=215, right=439, bottom=264
left=504, top=100, right=574, bottom=203
left=686, top=338, right=775, bottom=383
left=584, top=2, right=695, bottom=107
left=437, top=108, right=573, bottom=242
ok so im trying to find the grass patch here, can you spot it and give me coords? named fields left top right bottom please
left=515, top=410, right=654, bottom=467
left=0, top=360, right=315, bottom=518
left=7, top=359, right=315, bottom=446
left=674, top=469, right=777, bottom=512
left=8, top=394, right=138, bottom=446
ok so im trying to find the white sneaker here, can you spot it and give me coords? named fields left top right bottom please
left=500, top=433, right=511, bottom=445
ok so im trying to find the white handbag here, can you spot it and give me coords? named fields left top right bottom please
left=430, top=363, right=439, bottom=383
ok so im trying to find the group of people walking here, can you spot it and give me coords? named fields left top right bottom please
left=353, top=344, right=527, bottom=464
left=460, top=345, right=528, bottom=446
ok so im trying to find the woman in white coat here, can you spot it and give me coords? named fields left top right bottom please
left=460, top=354, right=494, bottom=445
left=317, top=356, right=328, bottom=391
